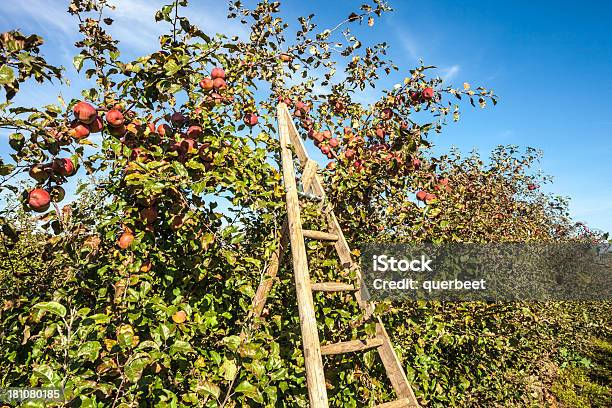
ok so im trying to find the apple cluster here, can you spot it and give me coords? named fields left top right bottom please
left=198, top=67, right=258, bottom=127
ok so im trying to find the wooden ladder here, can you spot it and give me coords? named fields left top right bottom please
left=248, top=103, right=420, bottom=408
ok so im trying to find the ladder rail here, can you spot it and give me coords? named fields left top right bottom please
left=248, top=219, right=289, bottom=321
left=277, top=103, right=329, bottom=407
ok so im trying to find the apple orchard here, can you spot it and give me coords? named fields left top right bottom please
left=0, top=1, right=609, bottom=407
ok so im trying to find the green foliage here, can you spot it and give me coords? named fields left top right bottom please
left=0, top=30, right=63, bottom=101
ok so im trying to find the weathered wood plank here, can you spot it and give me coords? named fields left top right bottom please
left=277, top=102, right=329, bottom=407
left=374, top=398, right=417, bottom=408
left=283, top=106, right=311, bottom=166
left=248, top=218, right=289, bottom=320
left=311, top=282, right=355, bottom=292
left=302, top=229, right=339, bottom=241
left=320, top=338, right=383, bottom=355
left=376, top=321, right=418, bottom=404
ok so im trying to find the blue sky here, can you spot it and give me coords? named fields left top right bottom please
left=1, top=1, right=610, bottom=232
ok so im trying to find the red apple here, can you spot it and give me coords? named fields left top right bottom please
left=422, top=87, right=435, bottom=101
left=211, top=67, right=225, bottom=79
left=199, top=77, right=214, bottom=91
left=106, top=109, right=124, bottom=127
left=109, top=124, right=126, bottom=137
left=89, top=116, right=104, bottom=133
left=187, top=125, right=202, bottom=138
left=409, top=91, right=422, bottom=103
left=375, top=128, right=385, bottom=138
left=322, top=130, right=332, bottom=140
left=381, top=108, right=393, bottom=120
left=118, top=231, right=134, bottom=249
left=280, top=53, right=293, bottom=62
left=52, top=158, right=76, bottom=177
left=157, top=123, right=172, bottom=137
left=180, top=138, right=197, bottom=152
left=425, top=193, right=436, bottom=204
left=28, top=188, right=51, bottom=212
left=69, top=120, right=90, bottom=139
left=528, top=184, right=539, bottom=191
left=213, top=78, right=227, bottom=90
left=333, top=101, right=345, bottom=113
left=172, top=310, right=187, bottom=323
left=416, top=190, right=427, bottom=201
left=345, top=149, right=356, bottom=159
left=329, top=138, right=339, bottom=147
left=171, top=112, right=186, bottom=125
left=73, top=101, right=97, bottom=124
left=141, top=207, right=158, bottom=223
left=320, top=145, right=331, bottom=155
left=244, top=113, right=258, bottom=127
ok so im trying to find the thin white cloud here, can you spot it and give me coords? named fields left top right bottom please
left=441, top=64, right=460, bottom=81
left=394, top=28, right=420, bottom=61
left=0, top=0, right=248, bottom=56
left=0, top=0, right=74, bottom=35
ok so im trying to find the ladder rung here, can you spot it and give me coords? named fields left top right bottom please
left=311, top=282, right=355, bottom=292
left=375, top=398, right=417, bottom=408
left=302, top=229, right=338, bottom=241
left=320, top=338, right=383, bottom=355
left=297, top=191, right=323, bottom=202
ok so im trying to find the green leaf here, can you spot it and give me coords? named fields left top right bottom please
left=220, top=359, right=237, bottom=381
left=77, top=341, right=101, bottom=362
left=33, top=301, right=66, bottom=318
left=73, top=54, right=86, bottom=72
left=164, top=60, right=180, bottom=75
left=198, top=381, right=221, bottom=398
left=235, top=380, right=256, bottom=394
left=0, top=163, right=15, bottom=176
left=124, top=354, right=151, bottom=383
left=235, top=380, right=263, bottom=402
left=169, top=340, right=192, bottom=355
left=222, top=335, right=241, bottom=352
left=32, top=364, right=58, bottom=386
left=0, top=65, right=14, bottom=85
left=84, top=313, right=111, bottom=324
left=157, top=323, right=172, bottom=341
